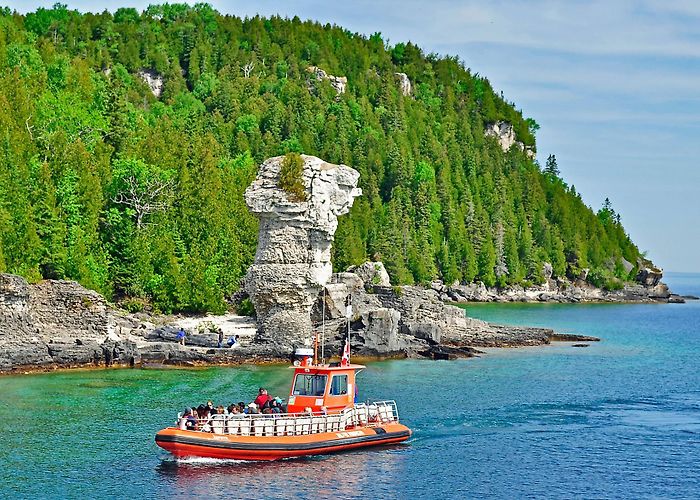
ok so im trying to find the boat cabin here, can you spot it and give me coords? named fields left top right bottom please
left=287, top=364, right=364, bottom=414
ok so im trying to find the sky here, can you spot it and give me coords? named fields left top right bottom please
left=12, top=1, right=700, bottom=272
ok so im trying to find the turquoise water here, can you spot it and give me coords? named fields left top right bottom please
left=2, top=273, right=699, bottom=498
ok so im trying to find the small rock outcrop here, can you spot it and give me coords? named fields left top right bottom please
left=309, top=263, right=561, bottom=358
left=307, top=66, right=347, bottom=94
left=484, top=121, right=535, bottom=159
left=347, top=261, right=392, bottom=287
left=244, top=155, right=361, bottom=350
left=137, top=69, right=164, bottom=97
left=395, top=72, right=412, bottom=96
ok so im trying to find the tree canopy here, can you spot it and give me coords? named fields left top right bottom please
left=0, top=4, right=644, bottom=312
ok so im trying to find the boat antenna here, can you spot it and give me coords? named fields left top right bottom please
left=313, top=331, right=318, bottom=365
left=321, top=287, right=326, bottom=364
left=345, top=294, right=352, bottom=364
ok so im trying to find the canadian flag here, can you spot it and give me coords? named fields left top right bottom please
left=341, top=339, right=350, bottom=366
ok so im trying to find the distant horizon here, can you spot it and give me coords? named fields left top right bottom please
left=9, top=1, right=700, bottom=273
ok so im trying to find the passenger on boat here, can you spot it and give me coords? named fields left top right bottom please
left=227, top=404, right=239, bottom=415
left=196, top=404, right=212, bottom=431
left=274, top=397, right=288, bottom=413
left=246, top=402, right=259, bottom=415
left=320, top=406, right=328, bottom=415
left=179, top=408, right=197, bottom=430
left=269, top=398, right=282, bottom=414
left=254, top=388, right=272, bottom=408
left=211, top=405, right=226, bottom=434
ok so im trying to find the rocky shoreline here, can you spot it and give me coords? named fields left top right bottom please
left=9, top=153, right=680, bottom=375
left=436, top=261, right=689, bottom=304
left=0, top=270, right=600, bottom=374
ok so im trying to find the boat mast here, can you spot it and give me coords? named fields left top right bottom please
left=321, top=287, right=325, bottom=364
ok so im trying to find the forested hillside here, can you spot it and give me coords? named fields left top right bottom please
left=0, top=4, right=643, bottom=313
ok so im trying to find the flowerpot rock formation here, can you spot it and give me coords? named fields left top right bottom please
left=244, top=155, right=361, bottom=349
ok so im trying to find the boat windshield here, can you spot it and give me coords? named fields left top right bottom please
left=292, top=374, right=327, bottom=396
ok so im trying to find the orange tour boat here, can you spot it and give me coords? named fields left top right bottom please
left=155, top=346, right=412, bottom=461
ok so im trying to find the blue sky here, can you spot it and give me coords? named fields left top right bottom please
left=13, top=1, right=700, bottom=272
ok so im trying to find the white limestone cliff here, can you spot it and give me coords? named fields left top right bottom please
left=306, top=66, right=347, bottom=94
left=137, top=69, right=164, bottom=97
left=484, top=121, right=535, bottom=159
left=395, top=72, right=412, bottom=96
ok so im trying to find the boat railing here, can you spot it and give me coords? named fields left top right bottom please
left=175, top=400, right=399, bottom=437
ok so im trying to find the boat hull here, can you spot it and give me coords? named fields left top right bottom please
left=155, top=423, right=411, bottom=461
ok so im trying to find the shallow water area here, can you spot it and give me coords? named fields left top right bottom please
left=2, top=273, right=699, bottom=498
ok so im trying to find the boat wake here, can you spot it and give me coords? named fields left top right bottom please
left=163, top=456, right=250, bottom=466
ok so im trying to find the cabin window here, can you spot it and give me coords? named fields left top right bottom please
left=292, top=374, right=327, bottom=396
left=330, top=374, right=348, bottom=396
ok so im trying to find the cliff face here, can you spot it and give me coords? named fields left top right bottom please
left=484, top=121, right=535, bottom=159
left=0, top=274, right=137, bottom=371
left=244, top=155, right=361, bottom=349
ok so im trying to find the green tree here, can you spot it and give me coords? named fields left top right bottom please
left=278, top=152, right=307, bottom=202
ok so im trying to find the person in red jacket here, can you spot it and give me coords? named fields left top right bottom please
left=254, top=387, right=272, bottom=409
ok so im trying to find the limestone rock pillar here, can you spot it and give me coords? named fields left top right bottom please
left=244, top=155, right=361, bottom=349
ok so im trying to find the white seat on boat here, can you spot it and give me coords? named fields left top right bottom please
left=211, top=415, right=225, bottom=435
left=275, top=418, right=287, bottom=436
left=298, top=417, right=311, bottom=435
left=239, top=419, right=251, bottom=436
left=227, top=417, right=241, bottom=435
left=263, top=418, right=274, bottom=436
left=356, top=406, right=368, bottom=425
left=368, top=404, right=379, bottom=422
left=376, top=405, right=386, bottom=422
left=253, top=418, right=264, bottom=436
left=286, top=418, right=296, bottom=436
left=327, top=414, right=341, bottom=431
left=311, top=416, right=324, bottom=434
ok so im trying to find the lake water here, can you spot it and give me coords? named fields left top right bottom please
left=2, top=273, right=699, bottom=498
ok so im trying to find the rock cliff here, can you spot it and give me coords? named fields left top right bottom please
left=0, top=274, right=138, bottom=371
left=395, top=72, right=412, bottom=96
left=137, top=69, right=164, bottom=97
left=307, top=66, right=347, bottom=94
left=484, top=121, right=535, bottom=159
left=244, top=155, right=361, bottom=350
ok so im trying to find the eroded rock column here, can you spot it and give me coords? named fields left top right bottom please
left=244, top=155, right=361, bottom=349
